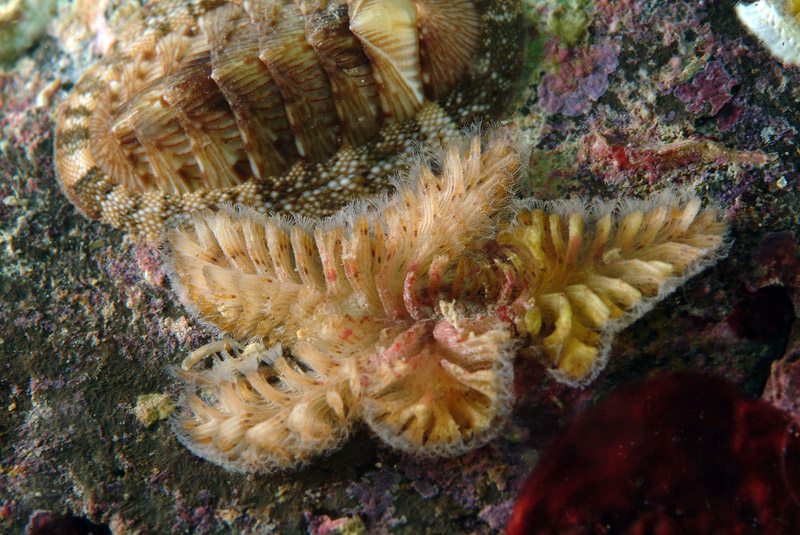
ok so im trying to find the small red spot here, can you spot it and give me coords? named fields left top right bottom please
left=610, top=144, right=631, bottom=170
left=340, top=327, right=354, bottom=341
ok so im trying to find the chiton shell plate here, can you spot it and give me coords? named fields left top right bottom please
left=55, top=0, right=523, bottom=236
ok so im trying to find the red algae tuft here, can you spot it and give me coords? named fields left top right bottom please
left=583, top=131, right=775, bottom=184
left=506, top=372, right=800, bottom=535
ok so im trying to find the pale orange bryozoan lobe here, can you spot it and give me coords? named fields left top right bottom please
left=735, top=0, right=800, bottom=66
left=53, top=0, right=523, bottom=238
left=167, top=133, right=729, bottom=472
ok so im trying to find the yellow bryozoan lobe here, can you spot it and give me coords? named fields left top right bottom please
left=167, top=133, right=728, bottom=472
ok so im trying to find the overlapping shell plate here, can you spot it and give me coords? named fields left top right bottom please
left=54, top=0, right=524, bottom=237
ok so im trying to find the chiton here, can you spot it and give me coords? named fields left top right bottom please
left=55, top=0, right=524, bottom=237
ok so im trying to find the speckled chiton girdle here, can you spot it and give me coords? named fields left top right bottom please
left=54, top=0, right=524, bottom=237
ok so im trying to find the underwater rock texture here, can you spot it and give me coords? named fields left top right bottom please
left=1, top=0, right=799, bottom=533
left=0, top=0, right=58, bottom=64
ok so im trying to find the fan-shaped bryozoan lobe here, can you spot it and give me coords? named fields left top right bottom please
left=54, top=0, right=524, bottom=237
left=167, top=133, right=728, bottom=472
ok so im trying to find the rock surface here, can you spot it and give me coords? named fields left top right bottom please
left=1, top=0, right=799, bottom=533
